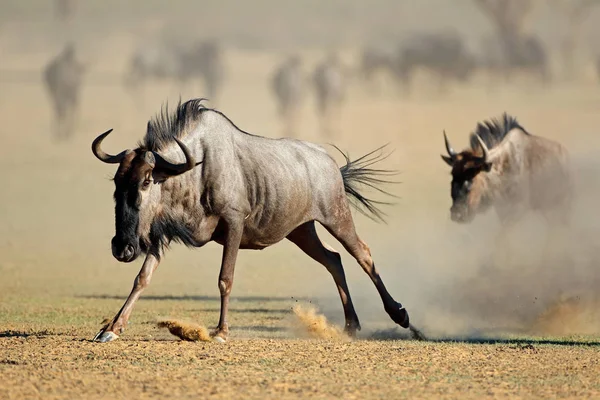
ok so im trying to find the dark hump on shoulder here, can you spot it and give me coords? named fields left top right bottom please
left=469, top=113, right=528, bottom=151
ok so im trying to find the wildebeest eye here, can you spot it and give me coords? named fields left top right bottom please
left=141, top=179, right=152, bottom=190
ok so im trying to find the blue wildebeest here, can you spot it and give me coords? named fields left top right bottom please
left=183, top=40, right=224, bottom=102
left=359, top=45, right=397, bottom=92
left=441, top=113, right=571, bottom=225
left=395, top=31, right=476, bottom=94
left=91, top=98, right=417, bottom=343
left=125, top=39, right=225, bottom=104
left=312, top=53, right=346, bottom=136
left=271, top=55, right=304, bottom=137
left=476, top=34, right=549, bottom=85
left=43, top=43, right=86, bottom=140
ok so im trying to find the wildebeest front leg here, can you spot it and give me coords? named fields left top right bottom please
left=212, top=220, right=244, bottom=342
left=93, top=253, right=160, bottom=342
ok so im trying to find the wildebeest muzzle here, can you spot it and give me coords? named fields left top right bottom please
left=111, top=236, right=140, bottom=263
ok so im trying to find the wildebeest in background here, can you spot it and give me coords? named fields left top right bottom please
left=441, top=113, right=571, bottom=225
left=476, top=34, right=549, bottom=85
left=394, top=32, right=475, bottom=94
left=91, top=98, right=415, bottom=343
left=271, top=55, right=304, bottom=136
left=43, top=42, right=85, bottom=141
left=359, top=45, right=397, bottom=93
left=184, top=40, right=225, bottom=102
left=312, top=52, right=347, bottom=136
left=124, top=39, right=225, bottom=105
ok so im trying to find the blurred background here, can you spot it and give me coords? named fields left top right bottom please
left=2, top=0, right=600, bottom=338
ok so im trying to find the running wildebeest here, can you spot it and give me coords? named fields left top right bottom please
left=91, top=98, right=416, bottom=343
left=396, top=32, right=475, bottom=94
left=271, top=55, right=304, bottom=136
left=441, top=113, right=571, bottom=225
left=312, top=53, right=346, bottom=136
left=43, top=43, right=85, bottom=140
left=125, top=39, right=225, bottom=104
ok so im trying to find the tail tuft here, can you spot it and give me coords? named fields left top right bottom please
left=334, top=144, right=400, bottom=223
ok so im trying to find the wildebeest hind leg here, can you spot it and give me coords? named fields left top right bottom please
left=93, top=253, right=160, bottom=342
left=323, top=215, right=410, bottom=329
left=287, top=221, right=361, bottom=336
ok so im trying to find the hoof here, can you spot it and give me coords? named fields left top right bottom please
left=386, top=303, right=410, bottom=329
left=212, top=336, right=226, bottom=343
left=93, top=330, right=119, bottom=343
left=344, top=320, right=362, bottom=337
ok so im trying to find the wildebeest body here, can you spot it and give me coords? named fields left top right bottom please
left=165, top=116, right=344, bottom=249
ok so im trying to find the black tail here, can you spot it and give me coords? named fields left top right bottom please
left=335, top=144, right=399, bottom=223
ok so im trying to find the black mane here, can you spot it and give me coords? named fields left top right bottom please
left=141, top=98, right=209, bottom=151
left=469, top=113, right=528, bottom=151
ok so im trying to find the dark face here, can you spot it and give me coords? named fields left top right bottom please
left=442, top=153, right=492, bottom=223
left=111, top=152, right=156, bottom=262
left=92, top=129, right=198, bottom=263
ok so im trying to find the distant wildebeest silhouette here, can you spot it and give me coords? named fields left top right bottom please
left=271, top=55, right=304, bottom=136
left=43, top=43, right=85, bottom=141
left=91, top=98, right=417, bottom=343
left=441, top=113, right=571, bottom=225
left=359, top=45, right=397, bottom=92
left=395, top=31, right=476, bottom=94
left=125, top=39, right=225, bottom=104
left=476, top=34, right=549, bottom=85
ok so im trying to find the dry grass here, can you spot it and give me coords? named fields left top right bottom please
left=157, top=319, right=212, bottom=342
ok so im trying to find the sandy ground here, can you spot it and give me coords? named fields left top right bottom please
left=2, top=37, right=600, bottom=398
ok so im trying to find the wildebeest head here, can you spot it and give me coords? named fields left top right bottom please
left=92, top=129, right=197, bottom=262
left=441, top=131, right=493, bottom=223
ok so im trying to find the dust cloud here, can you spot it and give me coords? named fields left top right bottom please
left=157, top=319, right=212, bottom=342
left=290, top=304, right=347, bottom=341
left=316, top=153, right=600, bottom=340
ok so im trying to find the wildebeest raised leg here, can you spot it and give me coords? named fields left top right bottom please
left=287, top=222, right=361, bottom=335
left=212, top=219, right=245, bottom=342
left=93, top=253, right=160, bottom=342
left=323, top=208, right=410, bottom=329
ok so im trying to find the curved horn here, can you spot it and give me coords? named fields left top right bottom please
left=474, top=134, right=490, bottom=162
left=92, top=129, right=129, bottom=164
left=154, top=138, right=200, bottom=176
left=443, top=130, right=457, bottom=158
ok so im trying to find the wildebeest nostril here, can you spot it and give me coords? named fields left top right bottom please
left=124, top=244, right=134, bottom=259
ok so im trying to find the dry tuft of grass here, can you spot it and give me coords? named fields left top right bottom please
left=530, top=295, right=600, bottom=336
left=157, top=319, right=212, bottom=342
left=291, top=304, right=347, bottom=341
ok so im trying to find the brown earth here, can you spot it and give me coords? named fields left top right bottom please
left=3, top=9, right=600, bottom=397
